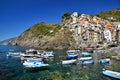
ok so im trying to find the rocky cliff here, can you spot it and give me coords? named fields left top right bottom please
left=10, top=22, right=76, bottom=49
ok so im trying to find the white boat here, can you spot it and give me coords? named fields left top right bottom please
left=23, top=59, right=49, bottom=69
left=79, top=57, right=92, bottom=61
left=20, top=49, right=41, bottom=60
left=41, top=51, right=54, bottom=58
left=7, top=50, right=20, bottom=57
left=62, top=59, right=77, bottom=65
left=25, top=49, right=35, bottom=53
left=103, top=69, right=120, bottom=79
left=66, top=50, right=80, bottom=59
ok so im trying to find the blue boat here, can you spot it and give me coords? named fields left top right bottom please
left=82, top=59, right=94, bottom=64
left=66, top=50, right=80, bottom=59
left=99, top=58, right=110, bottom=64
left=81, top=52, right=91, bottom=57
left=103, top=69, right=120, bottom=79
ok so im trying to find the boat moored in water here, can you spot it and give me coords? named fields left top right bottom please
left=23, top=59, right=49, bottom=70
left=7, top=50, right=21, bottom=57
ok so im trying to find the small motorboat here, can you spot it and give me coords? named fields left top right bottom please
left=7, top=50, right=20, bottom=57
left=41, top=52, right=54, bottom=58
left=20, top=49, right=42, bottom=60
left=23, top=59, right=49, bottom=69
left=62, top=59, right=77, bottom=65
left=66, top=50, right=80, bottom=59
left=103, top=69, right=120, bottom=79
left=99, top=58, right=110, bottom=64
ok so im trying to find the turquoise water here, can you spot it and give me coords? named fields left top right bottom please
left=0, top=45, right=119, bottom=80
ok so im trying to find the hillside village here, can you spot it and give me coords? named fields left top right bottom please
left=8, top=11, right=120, bottom=49
left=62, top=12, right=120, bottom=48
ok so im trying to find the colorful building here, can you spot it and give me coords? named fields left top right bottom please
left=94, top=32, right=98, bottom=43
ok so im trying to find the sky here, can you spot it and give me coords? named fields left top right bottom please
left=0, top=0, right=120, bottom=41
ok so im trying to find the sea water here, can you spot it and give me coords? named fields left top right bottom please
left=0, top=45, right=119, bottom=80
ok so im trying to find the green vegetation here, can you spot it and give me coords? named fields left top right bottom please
left=17, top=23, right=58, bottom=41
left=29, top=23, right=57, bottom=36
left=62, top=12, right=71, bottom=20
left=37, top=71, right=73, bottom=80
left=96, top=9, right=120, bottom=21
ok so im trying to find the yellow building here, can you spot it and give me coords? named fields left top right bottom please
left=94, top=32, right=97, bottom=43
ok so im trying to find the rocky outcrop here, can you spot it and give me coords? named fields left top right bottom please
left=10, top=23, right=76, bottom=49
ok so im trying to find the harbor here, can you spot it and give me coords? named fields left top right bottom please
left=0, top=45, right=120, bottom=80
left=0, top=0, right=120, bottom=80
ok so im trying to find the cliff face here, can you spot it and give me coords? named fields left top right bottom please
left=10, top=23, right=76, bottom=49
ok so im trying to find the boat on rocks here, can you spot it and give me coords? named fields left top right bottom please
left=81, top=52, right=91, bottom=57
left=62, top=59, right=77, bottom=65
left=82, top=59, right=94, bottom=64
left=103, top=69, right=120, bottom=79
left=79, top=57, right=92, bottom=61
left=99, top=58, right=110, bottom=64
left=66, top=50, right=80, bottom=59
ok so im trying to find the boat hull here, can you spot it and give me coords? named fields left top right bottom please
left=82, top=60, right=94, bottom=64
left=62, top=59, right=76, bottom=65
left=103, top=70, right=120, bottom=79
left=66, top=55, right=78, bottom=60
left=99, top=59, right=110, bottom=64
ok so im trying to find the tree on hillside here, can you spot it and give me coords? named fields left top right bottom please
left=62, top=12, right=71, bottom=20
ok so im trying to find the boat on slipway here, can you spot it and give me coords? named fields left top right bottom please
left=103, top=69, right=120, bottom=79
